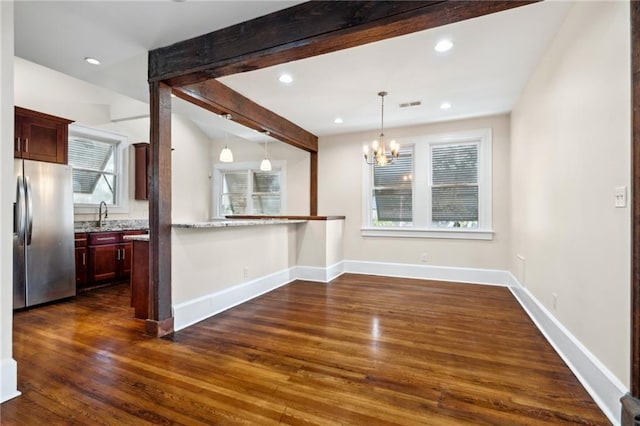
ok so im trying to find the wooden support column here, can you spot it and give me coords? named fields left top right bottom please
left=147, top=81, right=174, bottom=337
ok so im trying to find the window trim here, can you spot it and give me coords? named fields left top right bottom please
left=212, top=161, right=287, bottom=219
left=362, top=128, right=493, bottom=240
left=69, top=124, right=129, bottom=214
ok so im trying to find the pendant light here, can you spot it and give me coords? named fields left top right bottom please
left=219, top=114, right=234, bottom=163
left=260, top=131, right=272, bottom=172
left=363, top=91, right=400, bottom=167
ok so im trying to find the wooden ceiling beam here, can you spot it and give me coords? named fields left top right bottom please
left=173, top=80, right=318, bottom=152
left=149, top=1, right=537, bottom=87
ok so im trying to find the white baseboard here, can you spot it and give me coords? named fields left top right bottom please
left=173, top=268, right=296, bottom=331
left=171, top=261, right=625, bottom=424
left=343, top=260, right=513, bottom=287
left=294, top=262, right=345, bottom=283
left=0, top=358, right=20, bottom=403
left=508, top=273, right=626, bottom=426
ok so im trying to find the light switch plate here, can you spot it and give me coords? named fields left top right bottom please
left=615, top=186, right=627, bottom=208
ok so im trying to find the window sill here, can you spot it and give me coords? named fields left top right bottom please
left=360, top=227, right=494, bottom=240
left=74, top=204, right=129, bottom=215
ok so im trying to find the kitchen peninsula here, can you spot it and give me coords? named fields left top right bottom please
left=129, top=216, right=345, bottom=330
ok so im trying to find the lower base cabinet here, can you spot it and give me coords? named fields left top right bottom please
left=130, top=239, right=149, bottom=319
left=75, top=230, right=146, bottom=291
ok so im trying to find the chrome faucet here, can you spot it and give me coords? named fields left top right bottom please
left=98, top=201, right=108, bottom=227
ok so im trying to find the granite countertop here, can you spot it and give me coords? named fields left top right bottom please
left=172, top=219, right=307, bottom=229
left=123, top=234, right=150, bottom=242
left=74, top=219, right=149, bottom=233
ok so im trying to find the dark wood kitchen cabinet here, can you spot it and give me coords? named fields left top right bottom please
left=130, top=239, right=149, bottom=319
left=83, top=230, right=147, bottom=287
left=74, top=233, right=88, bottom=289
left=15, top=107, right=73, bottom=164
left=133, top=142, right=149, bottom=200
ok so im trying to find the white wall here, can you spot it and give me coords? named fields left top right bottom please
left=171, top=114, right=213, bottom=222
left=511, top=1, right=630, bottom=387
left=172, top=224, right=298, bottom=305
left=0, top=0, right=19, bottom=403
left=318, top=114, right=511, bottom=270
left=211, top=137, right=310, bottom=215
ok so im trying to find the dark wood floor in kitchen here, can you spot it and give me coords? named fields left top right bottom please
left=1, top=274, right=609, bottom=425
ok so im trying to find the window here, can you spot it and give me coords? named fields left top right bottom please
left=68, top=124, right=128, bottom=213
left=371, top=147, right=413, bottom=226
left=214, top=162, right=286, bottom=217
left=362, top=128, right=492, bottom=240
left=430, top=143, right=479, bottom=228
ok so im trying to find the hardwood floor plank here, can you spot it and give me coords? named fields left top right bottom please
left=1, top=274, right=610, bottom=425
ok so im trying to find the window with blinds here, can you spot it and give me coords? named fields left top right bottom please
left=68, top=136, right=118, bottom=205
left=371, top=147, right=413, bottom=226
left=430, top=143, right=479, bottom=228
left=362, top=128, right=492, bottom=238
left=220, top=169, right=282, bottom=215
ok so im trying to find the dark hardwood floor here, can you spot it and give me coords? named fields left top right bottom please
left=1, top=274, right=609, bottom=425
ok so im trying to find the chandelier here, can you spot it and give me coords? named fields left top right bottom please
left=363, top=91, right=399, bottom=167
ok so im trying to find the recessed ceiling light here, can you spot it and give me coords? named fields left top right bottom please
left=84, top=57, right=101, bottom=65
left=434, top=39, right=453, bottom=53
left=334, top=117, right=344, bottom=124
left=440, top=102, right=452, bottom=110
left=278, top=73, right=293, bottom=84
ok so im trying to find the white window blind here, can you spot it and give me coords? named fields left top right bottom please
left=371, top=147, right=413, bottom=226
left=219, top=169, right=282, bottom=216
left=252, top=172, right=281, bottom=215
left=430, top=143, right=479, bottom=228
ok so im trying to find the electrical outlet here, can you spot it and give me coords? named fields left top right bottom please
left=552, top=293, right=558, bottom=310
left=243, top=267, right=249, bottom=279
left=420, top=253, right=428, bottom=263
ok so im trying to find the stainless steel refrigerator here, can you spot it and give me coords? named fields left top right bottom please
left=13, top=159, right=75, bottom=308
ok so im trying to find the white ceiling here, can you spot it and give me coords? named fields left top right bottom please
left=14, top=1, right=573, bottom=141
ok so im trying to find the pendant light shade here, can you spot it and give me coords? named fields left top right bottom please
left=219, top=114, right=234, bottom=163
left=260, top=158, right=272, bottom=172
left=260, top=131, right=272, bottom=171
left=219, top=146, right=233, bottom=163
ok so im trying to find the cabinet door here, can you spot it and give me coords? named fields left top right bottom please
left=75, top=247, right=88, bottom=288
left=119, top=242, right=133, bottom=277
left=19, top=116, right=68, bottom=164
left=133, top=143, right=149, bottom=200
left=15, top=107, right=73, bottom=164
left=89, top=244, right=119, bottom=282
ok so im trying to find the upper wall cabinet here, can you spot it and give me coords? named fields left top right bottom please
left=15, top=107, right=74, bottom=164
left=133, top=142, right=150, bottom=200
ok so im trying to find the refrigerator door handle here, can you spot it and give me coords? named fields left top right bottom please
left=25, top=176, right=33, bottom=246
left=15, top=176, right=26, bottom=245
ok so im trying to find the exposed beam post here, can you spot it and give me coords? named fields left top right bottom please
left=147, top=81, right=174, bottom=337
